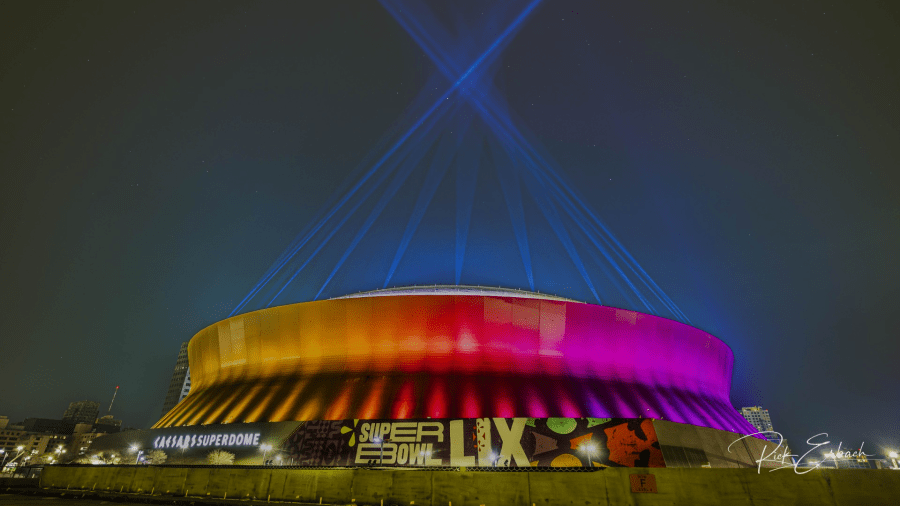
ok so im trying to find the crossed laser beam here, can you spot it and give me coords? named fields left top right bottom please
left=229, top=2, right=537, bottom=316
left=380, top=0, right=689, bottom=322
left=382, top=0, right=687, bottom=320
left=230, top=0, right=690, bottom=324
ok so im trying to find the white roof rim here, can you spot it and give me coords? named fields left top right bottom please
left=330, top=284, right=576, bottom=302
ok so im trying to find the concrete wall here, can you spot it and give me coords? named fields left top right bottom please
left=41, top=465, right=900, bottom=505
left=653, top=419, right=780, bottom=468
left=0, top=477, right=38, bottom=488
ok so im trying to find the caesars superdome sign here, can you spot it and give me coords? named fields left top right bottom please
left=153, top=432, right=262, bottom=450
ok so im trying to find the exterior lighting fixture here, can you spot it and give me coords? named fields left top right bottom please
left=260, top=444, right=273, bottom=464
left=580, top=442, right=599, bottom=464
left=372, top=437, right=385, bottom=464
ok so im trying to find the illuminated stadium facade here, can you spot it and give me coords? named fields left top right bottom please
left=92, top=286, right=771, bottom=469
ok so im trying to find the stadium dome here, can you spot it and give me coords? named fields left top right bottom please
left=155, top=286, right=754, bottom=435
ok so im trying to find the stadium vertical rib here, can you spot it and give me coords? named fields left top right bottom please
left=156, top=287, right=756, bottom=436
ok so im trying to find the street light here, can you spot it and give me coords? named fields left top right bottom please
left=579, top=442, right=598, bottom=466
left=372, top=436, right=384, bottom=464
left=134, top=452, right=143, bottom=465
left=418, top=449, right=433, bottom=467
left=129, top=445, right=144, bottom=465
left=260, top=444, right=273, bottom=465
left=4, top=447, right=24, bottom=471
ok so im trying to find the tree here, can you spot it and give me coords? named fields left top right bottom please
left=207, top=450, right=235, bottom=465
left=25, top=453, right=54, bottom=465
left=146, top=450, right=167, bottom=465
left=91, top=452, right=121, bottom=465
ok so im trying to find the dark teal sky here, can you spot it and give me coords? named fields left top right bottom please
left=1, top=1, right=897, bottom=455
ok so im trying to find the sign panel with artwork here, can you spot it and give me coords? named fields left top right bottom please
left=281, top=417, right=665, bottom=468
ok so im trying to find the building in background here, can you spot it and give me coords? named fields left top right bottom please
left=96, top=415, right=122, bottom=428
left=739, top=405, right=793, bottom=455
left=0, top=405, right=123, bottom=468
left=62, top=401, right=100, bottom=424
left=0, top=418, right=26, bottom=455
left=24, top=418, right=77, bottom=434
left=160, top=342, right=191, bottom=418
left=740, top=406, right=775, bottom=435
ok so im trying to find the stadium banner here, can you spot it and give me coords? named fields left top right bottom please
left=281, top=417, right=665, bottom=468
left=87, top=417, right=664, bottom=467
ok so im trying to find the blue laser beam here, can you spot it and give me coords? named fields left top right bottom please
left=286, top=1, right=542, bottom=301
left=496, top=123, right=660, bottom=314
left=488, top=138, right=535, bottom=291
left=316, top=106, right=466, bottom=300
left=384, top=115, right=473, bottom=288
left=492, top=138, right=599, bottom=302
left=235, top=73, right=491, bottom=312
left=238, top=0, right=532, bottom=308
left=383, top=0, right=691, bottom=321
left=261, top=22, right=523, bottom=307
left=454, top=126, right=482, bottom=285
left=244, top=0, right=689, bottom=325
left=231, top=72, right=463, bottom=315
left=520, top=144, right=690, bottom=321
left=266, top=99, right=458, bottom=306
left=461, top=76, right=687, bottom=319
left=225, top=84, right=446, bottom=317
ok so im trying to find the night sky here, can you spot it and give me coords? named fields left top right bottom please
left=1, top=1, right=898, bottom=456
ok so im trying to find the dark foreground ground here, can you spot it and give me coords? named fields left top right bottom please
left=0, top=494, right=148, bottom=506
left=0, top=491, right=320, bottom=506
left=11, top=465, right=900, bottom=506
